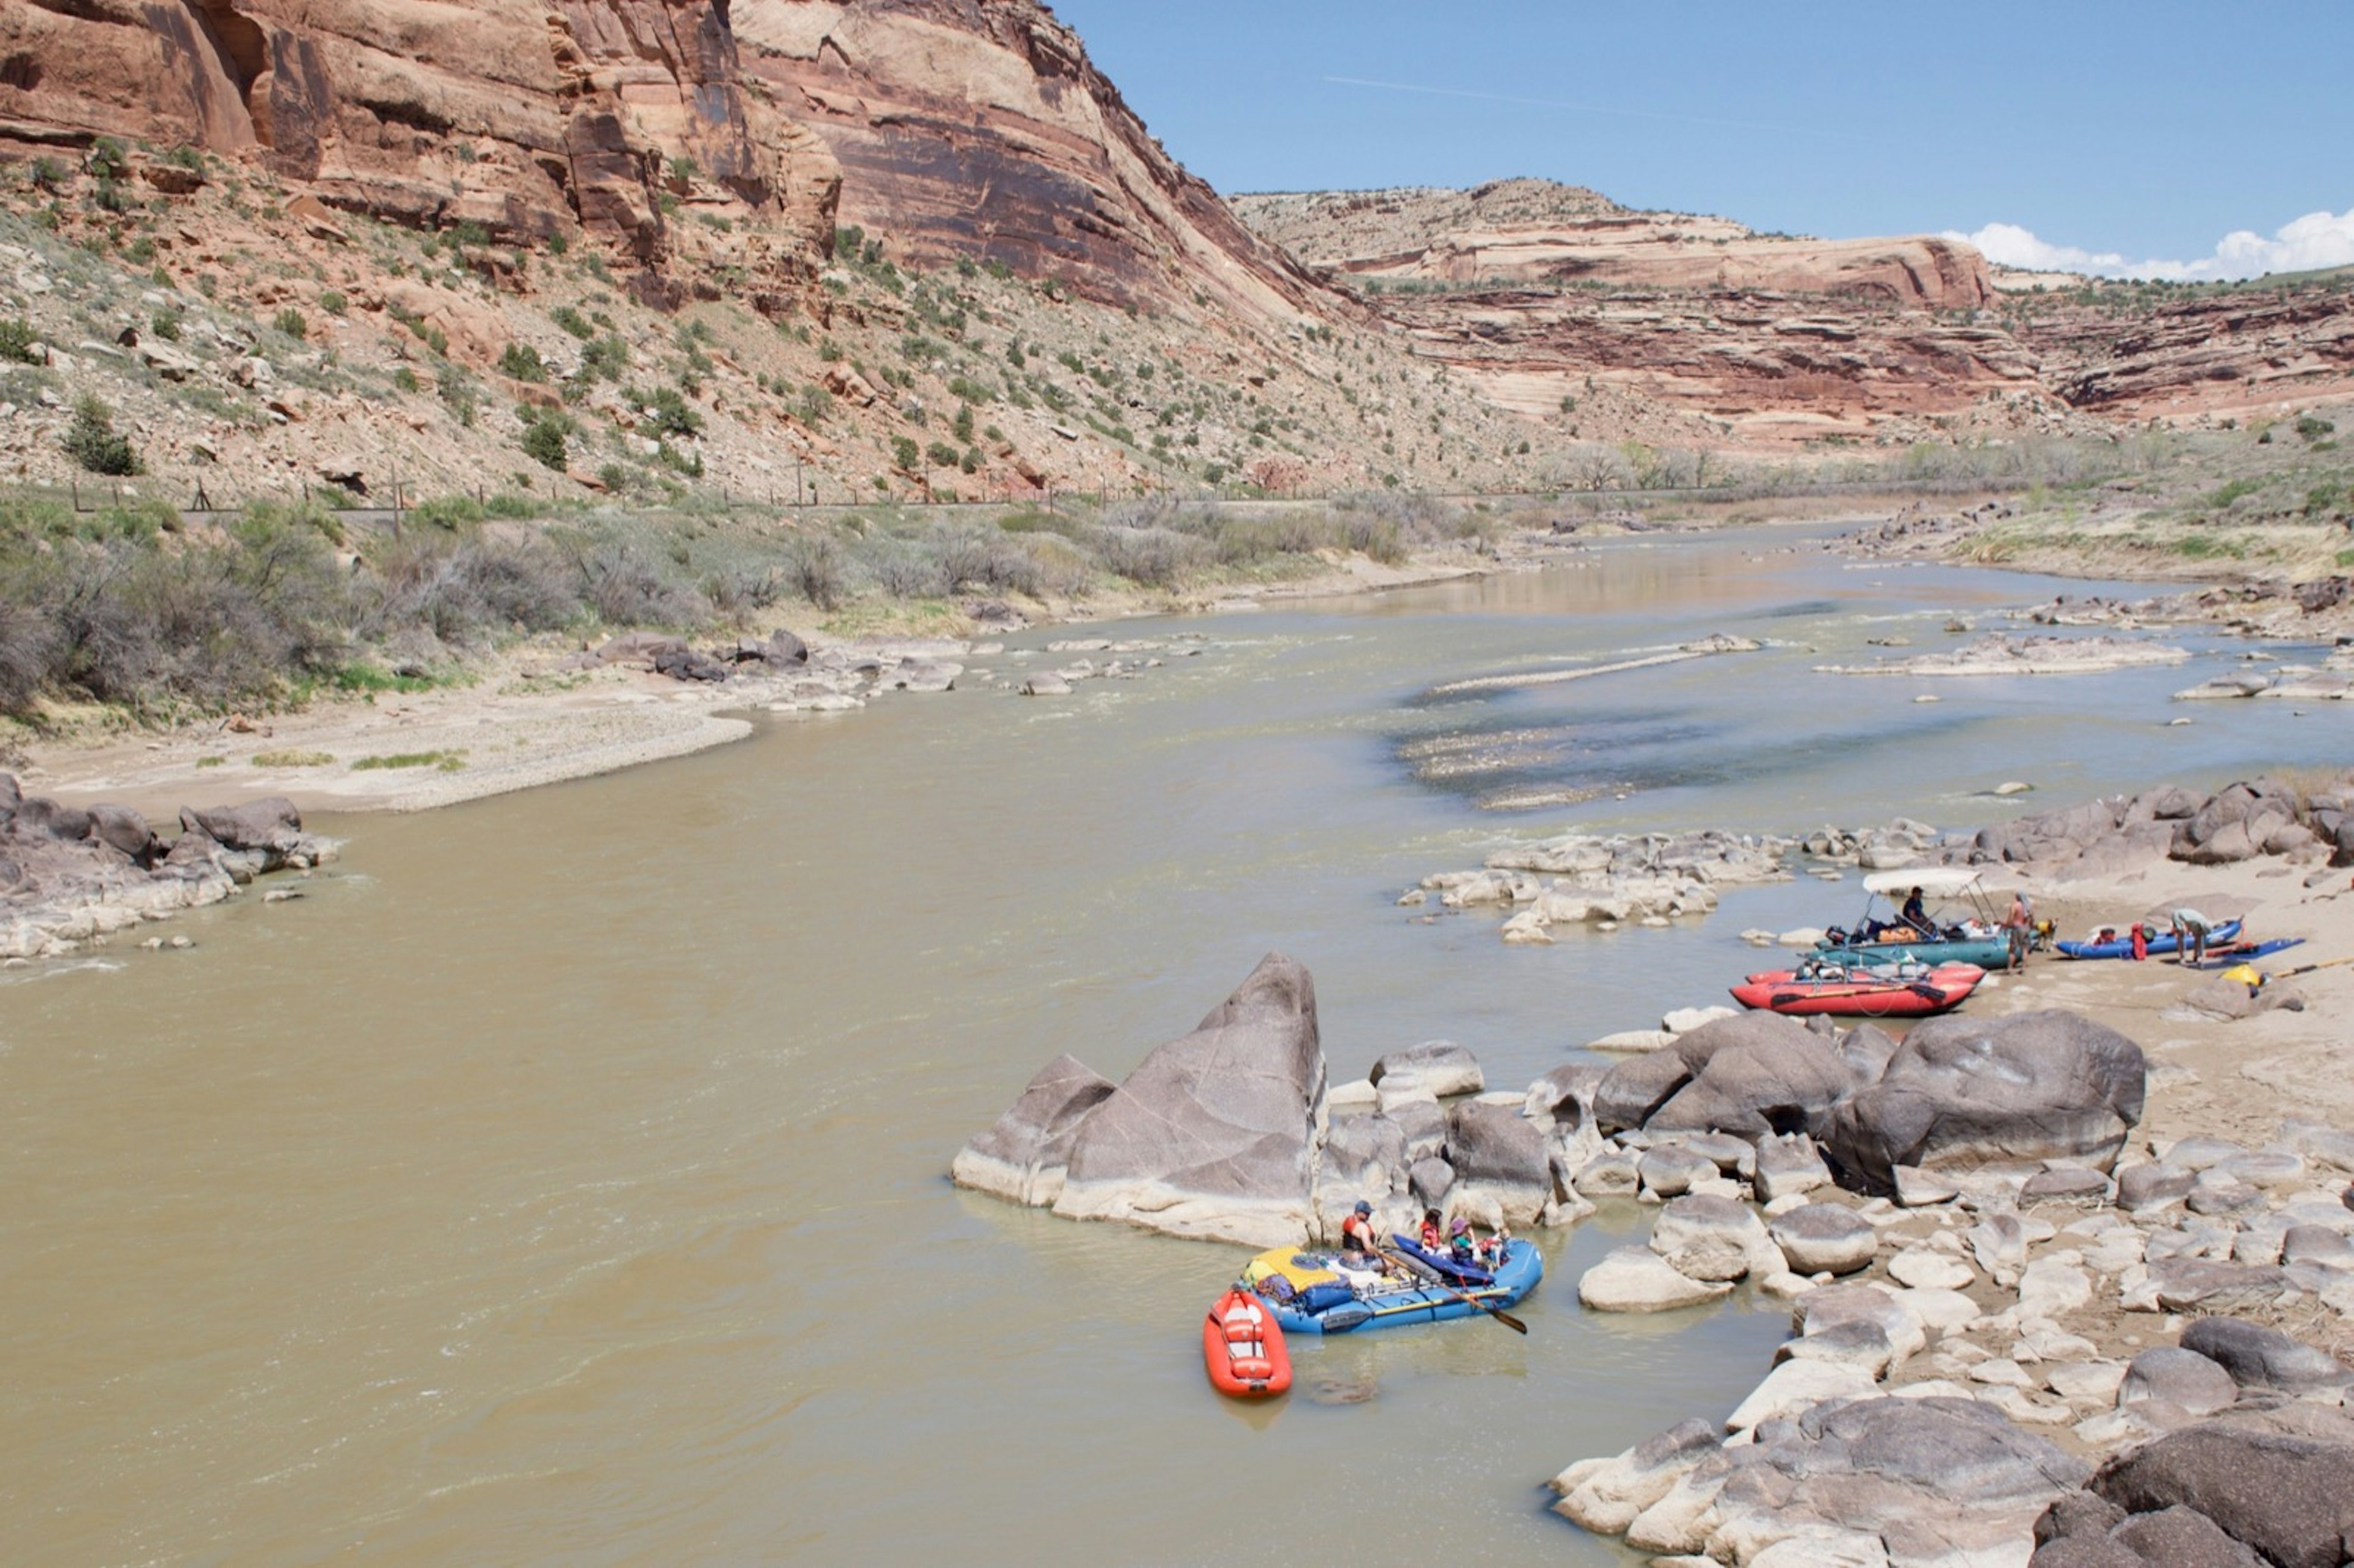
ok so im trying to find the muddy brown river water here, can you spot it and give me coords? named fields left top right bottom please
left=4, top=531, right=2344, bottom=1565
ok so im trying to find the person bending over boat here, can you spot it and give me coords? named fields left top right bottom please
left=2003, top=892, right=2033, bottom=973
left=2172, top=908, right=2214, bottom=965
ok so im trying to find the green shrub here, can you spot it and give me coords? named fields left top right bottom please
left=636, top=384, right=702, bottom=438
left=925, top=440, right=959, bottom=470
left=63, top=395, right=140, bottom=475
left=318, top=291, right=346, bottom=316
left=550, top=305, right=593, bottom=340
left=892, top=435, right=920, bottom=471
left=273, top=307, right=308, bottom=341
left=351, top=750, right=465, bottom=771
left=392, top=366, right=421, bottom=394
left=406, top=495, right=485, bottom=531
left=497, top=342, right=548, bottom=382
left=579, top=334, right=628, bottom=380
left=0, top=317, right=39, bottom=364
left=520, top=416, right=568, bottom=471
left=150, top=309, right=182, bottom=341
left=2298, top=414, right=2338, bottom=442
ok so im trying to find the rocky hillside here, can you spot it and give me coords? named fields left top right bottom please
left=1238, top=181, right=2070, bottom=449
left=1240, top=180, right=2354, bottom=449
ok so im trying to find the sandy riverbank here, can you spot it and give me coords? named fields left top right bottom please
left=6, top=541, right=1515, bottom=818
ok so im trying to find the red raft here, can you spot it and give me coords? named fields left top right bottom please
left=1731, top=959, right=1985, bottom=1018
left=1203, top=1286, right=1292, bottom=1399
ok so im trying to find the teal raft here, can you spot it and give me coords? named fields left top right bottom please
left=1241, top=1238, right=1542, bottom=1335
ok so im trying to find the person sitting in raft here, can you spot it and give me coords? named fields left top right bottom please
left=1477, top=1221, right=1511, bottom=1268
left=1419, top=1208, right=1445, bottom=1254
left=1339, top=1199, right=1382, bottom=1263
left=1447, top=1215, right=1479, bottom=1269
left=1899, top=886, right=1929, bottom=936
left=2171, top=907, right=2214, bottom=965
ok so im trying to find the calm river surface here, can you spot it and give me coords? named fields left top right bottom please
left=3, top=530, right=2343, bottom=1566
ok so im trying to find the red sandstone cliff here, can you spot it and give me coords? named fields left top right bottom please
left=730, top=0, right=1337, bottom=325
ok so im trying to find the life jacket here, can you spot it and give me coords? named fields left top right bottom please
left=1419, top=1222, right=1443, bottom=1250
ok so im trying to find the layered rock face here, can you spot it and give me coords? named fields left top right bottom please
left=733, top=0, right=1333, bottom=324
left=1238, top=179, right=2040, bottom=444
left=0, top=0, right=840, bottom=305
left=1239, top=180, right=1995, bottom=311
left=2019, top=283, right=2354, bottom=417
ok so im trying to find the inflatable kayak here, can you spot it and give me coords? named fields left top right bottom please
left=2183, top=936, right=2304, bottom=970
left=1732, top=959, right=1984, bottom=1018
left=2056, top=918, right=2241, bottom=960
left=1241, top=1239, right=1542, bottom=1335
left=1203, top=1286, right=1291, bottom=1398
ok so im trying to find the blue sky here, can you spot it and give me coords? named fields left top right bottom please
left=1049, top=1, right=2354, bottom=280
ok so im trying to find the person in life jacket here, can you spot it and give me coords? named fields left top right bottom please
left=1476, top=1220, right=1511, bottom=1268
left=1419, top=1208, right=1444, bottom=1253
left=1447, top=1215, right=1477, bottom=1268
left=2130, top=923, right=2148, bottom=962
left=1339, top=1199, right=1381, bottom=1262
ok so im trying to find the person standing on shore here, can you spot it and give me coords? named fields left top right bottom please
left=2172, top=908, right=2214, bottom=965
left=2003, top=891, right=2032, bottom=973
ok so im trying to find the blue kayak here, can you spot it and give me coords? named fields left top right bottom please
left=2182, top=937, right=2305, bottom=969
left=1244, top=1239, right=1543, bottom=1336
left=2056, top=918, right=2242, bottom=960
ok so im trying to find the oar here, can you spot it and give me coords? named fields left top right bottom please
left=1378, top=1245, right=1528, bottom=1334
left=2261, top=952, right=2354, bottom=983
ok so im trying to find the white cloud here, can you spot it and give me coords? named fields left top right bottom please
left=1943, top=207, right=2354, bottom=281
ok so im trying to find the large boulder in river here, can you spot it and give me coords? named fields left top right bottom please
left=1370, top=1040, right=1484, bottom=1098
left=1442, top=1099, right=1549, bottom=1225
left=1051, top=953, right=1326, bottom=1246
left=950, top=1054, right=1118, bottom=1207
left=1815, top=1010, right=2146, bottom=1197
left=181, top=796, right=305, bottom=854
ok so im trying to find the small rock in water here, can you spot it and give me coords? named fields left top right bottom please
left=1993, top=781, right=2034, bottom=796
left=2168, top=717, right=2193, bottom=726
left=168, top=935, right=194, bottom=950
left=1913, top=693, right=1940, bottom=704
left=262, top=888, right=303, bottom=904
left=1396, top=889, right=1426, bottom=907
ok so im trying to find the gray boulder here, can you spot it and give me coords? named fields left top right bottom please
left=1815, top=1009, right=2146, bottom=1196
left=1649, top=1193, right=1770, bottom=1281
left=2089, top=1423, right=2354, bottom=1568
left=86, top=803, right=158, bottom=864
left=1770, top=1203, right=1880, bottom=1276
left=1052, top=953, right=1325, bottom=1245
left=181, top=796, right=305, bottom=854
left=2117, top=1163, right=2196, bottom=1211
left=2179, top=1318, right=2353, bottom=1396
left=1703, top=1397, right=2089, bottom=1566
left=1754, top=1131, right=1833, bottom=1201
left=1408, top=1155, right=1455, bottom=1211
left=16, top=796, right=91, bottom=842
left=1523, top=1062, right=1603, bottom=1130
left=1642, top=1011, right=1856, bottom=1137
left=1443, top=1100, right=1550, bottom=1225
left=1370, top=1040, right=1484, bottom=1098
left=2121, top=1347, right=2241, bottom=1417
left=1594, top=1049, right=1698, bottom=1133
left=1637, top=1143, right=1717, bottom=1198
left=1385, top=1092, right=1446, bottom=1162
left=951, top=1054, right=1119, bottom=1207
left=1320, top=1113, right=1408, bottom=1196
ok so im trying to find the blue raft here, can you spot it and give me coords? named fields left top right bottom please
left=2055, top=918, right=2243, bottom=960
left=1243, top=1238, right=1543, bottom=1336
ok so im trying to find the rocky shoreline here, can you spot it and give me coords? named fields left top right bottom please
left=956, top=770, right=2354, bottom=1564
left=0, top=775, right=337, bottom=962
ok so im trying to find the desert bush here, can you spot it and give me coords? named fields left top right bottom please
left=0, top=317, right=39, bottom=363
left=273, top=308, right=308, bottom=341
left=520, top=416, right=567, bottom=471
left=788, top=532, right=847, bottom=610
left=1092, top=524, right=1207, bottom=587
left=555, top=533, right=707, bottom=627
left=369, top=534, right=577, bottom=645
left=63, top=395, right=140, bottom=475
left=498, top=343, right=548, bottom=382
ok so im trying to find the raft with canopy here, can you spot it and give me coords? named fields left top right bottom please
left=1816, top=867, right=2013, bottom=970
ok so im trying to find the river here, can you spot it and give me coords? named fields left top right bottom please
left=2, top=528, right=2341, bottom=1565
